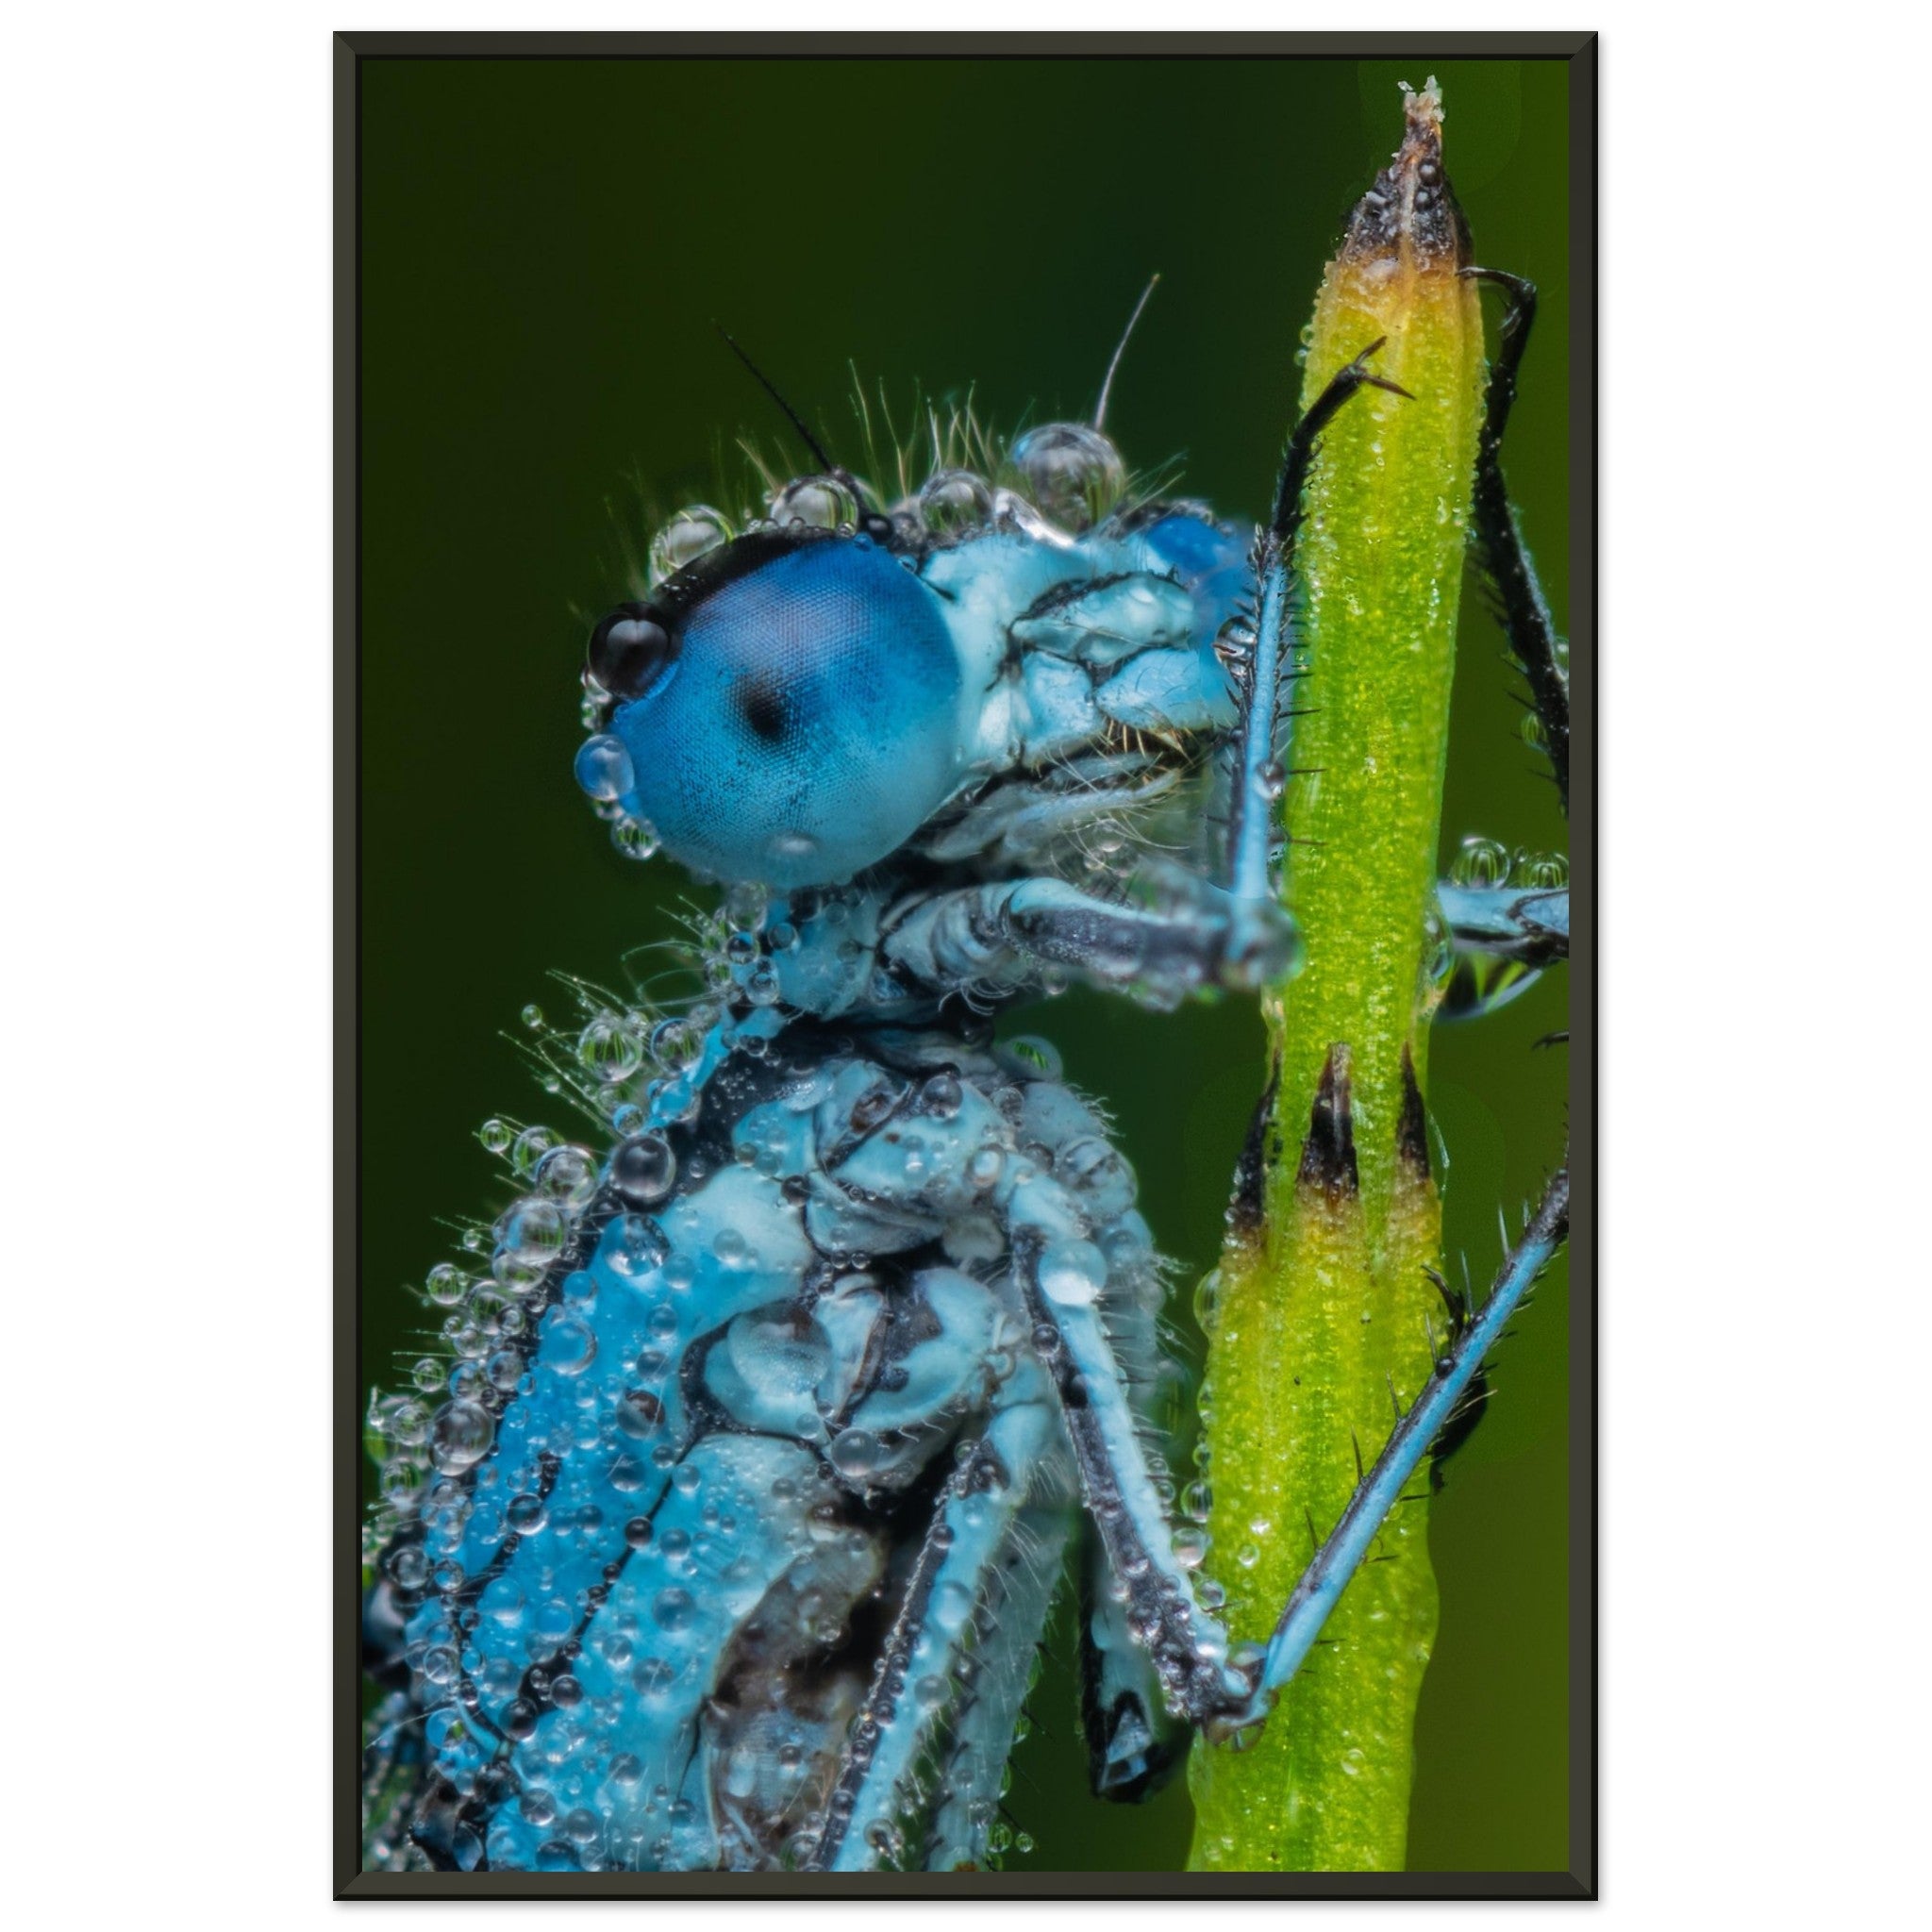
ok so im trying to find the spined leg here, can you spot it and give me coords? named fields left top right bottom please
left=1007, top=1209, right=1256, bottom=1740
left=1078, top=1519, right=1191, bottom=1801
left=881, top=872, right=1301, bottom=1007
left=923, top=1489, right=1070, bottom=1869
left=1226, top=340, right=1413, bottom=913
left=1462, top=266, right=1570, bottom=808
left=811, top=1359, right=1067, bottom=1873
left=996, top=1074, right=1193, bottom=1801
left=1258, top=1155, right=1570, bottom=1696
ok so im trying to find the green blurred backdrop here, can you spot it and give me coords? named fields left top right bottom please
left=358, top=52, right=1572, bottom=1874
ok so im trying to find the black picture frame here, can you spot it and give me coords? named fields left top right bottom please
left=336, top=28, right=1597, bottom=1899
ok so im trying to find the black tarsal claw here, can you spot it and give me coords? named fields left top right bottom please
left=1343, top=340, right=1416, bottom=402
left=1340, top=337, right=1416, bottom=402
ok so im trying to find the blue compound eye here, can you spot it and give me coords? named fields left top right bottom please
left=585, top=532, right=964, bottom=889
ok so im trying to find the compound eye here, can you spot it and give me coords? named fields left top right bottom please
left=590, top=535, right=964, bottom=889
left=588, top=604, right=675, bottom=700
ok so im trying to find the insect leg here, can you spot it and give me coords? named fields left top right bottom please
left=1437, top=880, right=1569, bottom=966
left=1078, top=1519, right=1191, bottom=1800
left=1001, top=1075, right=1191, bottom=1801
left=1008, top=1210, right=1256, bottom=1740
left=1462, top=266, right=1570, bottom=809
left=1224, top=341, right=1412, bottom=921
left=811, top=1358, right=1065, bottom=1873
left=1258, top=1155, right=1570, bottom=1696
left=924, top=1490, right=1071, bottom=1869
left=881, top=873, right=1299, bottom=1005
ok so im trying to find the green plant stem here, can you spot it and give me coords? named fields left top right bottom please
left=1189, top=80, right=1484, bottom=1874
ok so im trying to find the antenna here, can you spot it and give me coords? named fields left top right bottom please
left=1094, top=274, right=1160, bottom=432
left=716, top=327, right=836, bottom=475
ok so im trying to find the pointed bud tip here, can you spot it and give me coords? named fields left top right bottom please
left=1342, top=75, right=1472, bottom=272
left=1226, top=1057, right=1281, bottom=1245
left=1296, top=1043, right=1359, bottom=1199
left=1404, top=75, right=1446, bottom=141
left=1396, top=1042, right=1432, bottom=1183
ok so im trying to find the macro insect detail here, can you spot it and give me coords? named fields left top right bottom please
left=361, top=92, right=1571, bottom=1878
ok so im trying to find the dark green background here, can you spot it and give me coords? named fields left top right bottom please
left=360, top=53, right=1572, bottom=1874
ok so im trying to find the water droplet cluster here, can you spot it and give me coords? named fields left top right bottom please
left=1448, top=834, right=1566, bottom=892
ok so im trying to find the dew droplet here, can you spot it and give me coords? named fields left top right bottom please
left=919, top=467, right=994, bottom=537
left=653, top=1587, right=695, bottom=1633
left=506, top=1491, right=547, bottom=1535
left=499, top=1196, right=566, bottom=1263
left=1005, top=1034, right=1062, bottom=1079
left=577, top=1011, right=646, bottom=1083
left=429, top=1400, right=495, bottom=1474
left=769, top=475, right=857, bottom=531
left=648, top=504, right=733, bottom=583
left=1450, top=835, right=1510, bottom=889
left=424, top=1262, right=469, bottom=1307
left=651, top=1018, right=700, bottom=1072
left=610, top=815, right=661, bottom=862
left=546, top=1317, right=597, bottom=1374
left=1038, top=1239, right=1107, bottom=1307
left=829, top=1428, right=881, bottom=1482
left=1008, top=423, right=1124, bottom=531
left=919, top=1071, right=963, bottom=1119
left=967, top=1146, right=1004, bottom=1190
left=574, top=733, right=635, bottom=803
left=1192, top=1268, right=1223, bottom=1337
left=535, top=1143, right=597, bottom=1207
left=1173, top=1524, right=1211, bottom=1570
left=1512, top=848, right=1568, bottom=890
left=388, top=1543, right=429, bottom=1591
left=609, top=1130, right=676, bottom=1207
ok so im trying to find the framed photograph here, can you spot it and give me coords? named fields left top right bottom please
left=340, top=31, right=1594, bottom=1896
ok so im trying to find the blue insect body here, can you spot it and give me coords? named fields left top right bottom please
left=362, top=360, right=1566, bottom=1874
